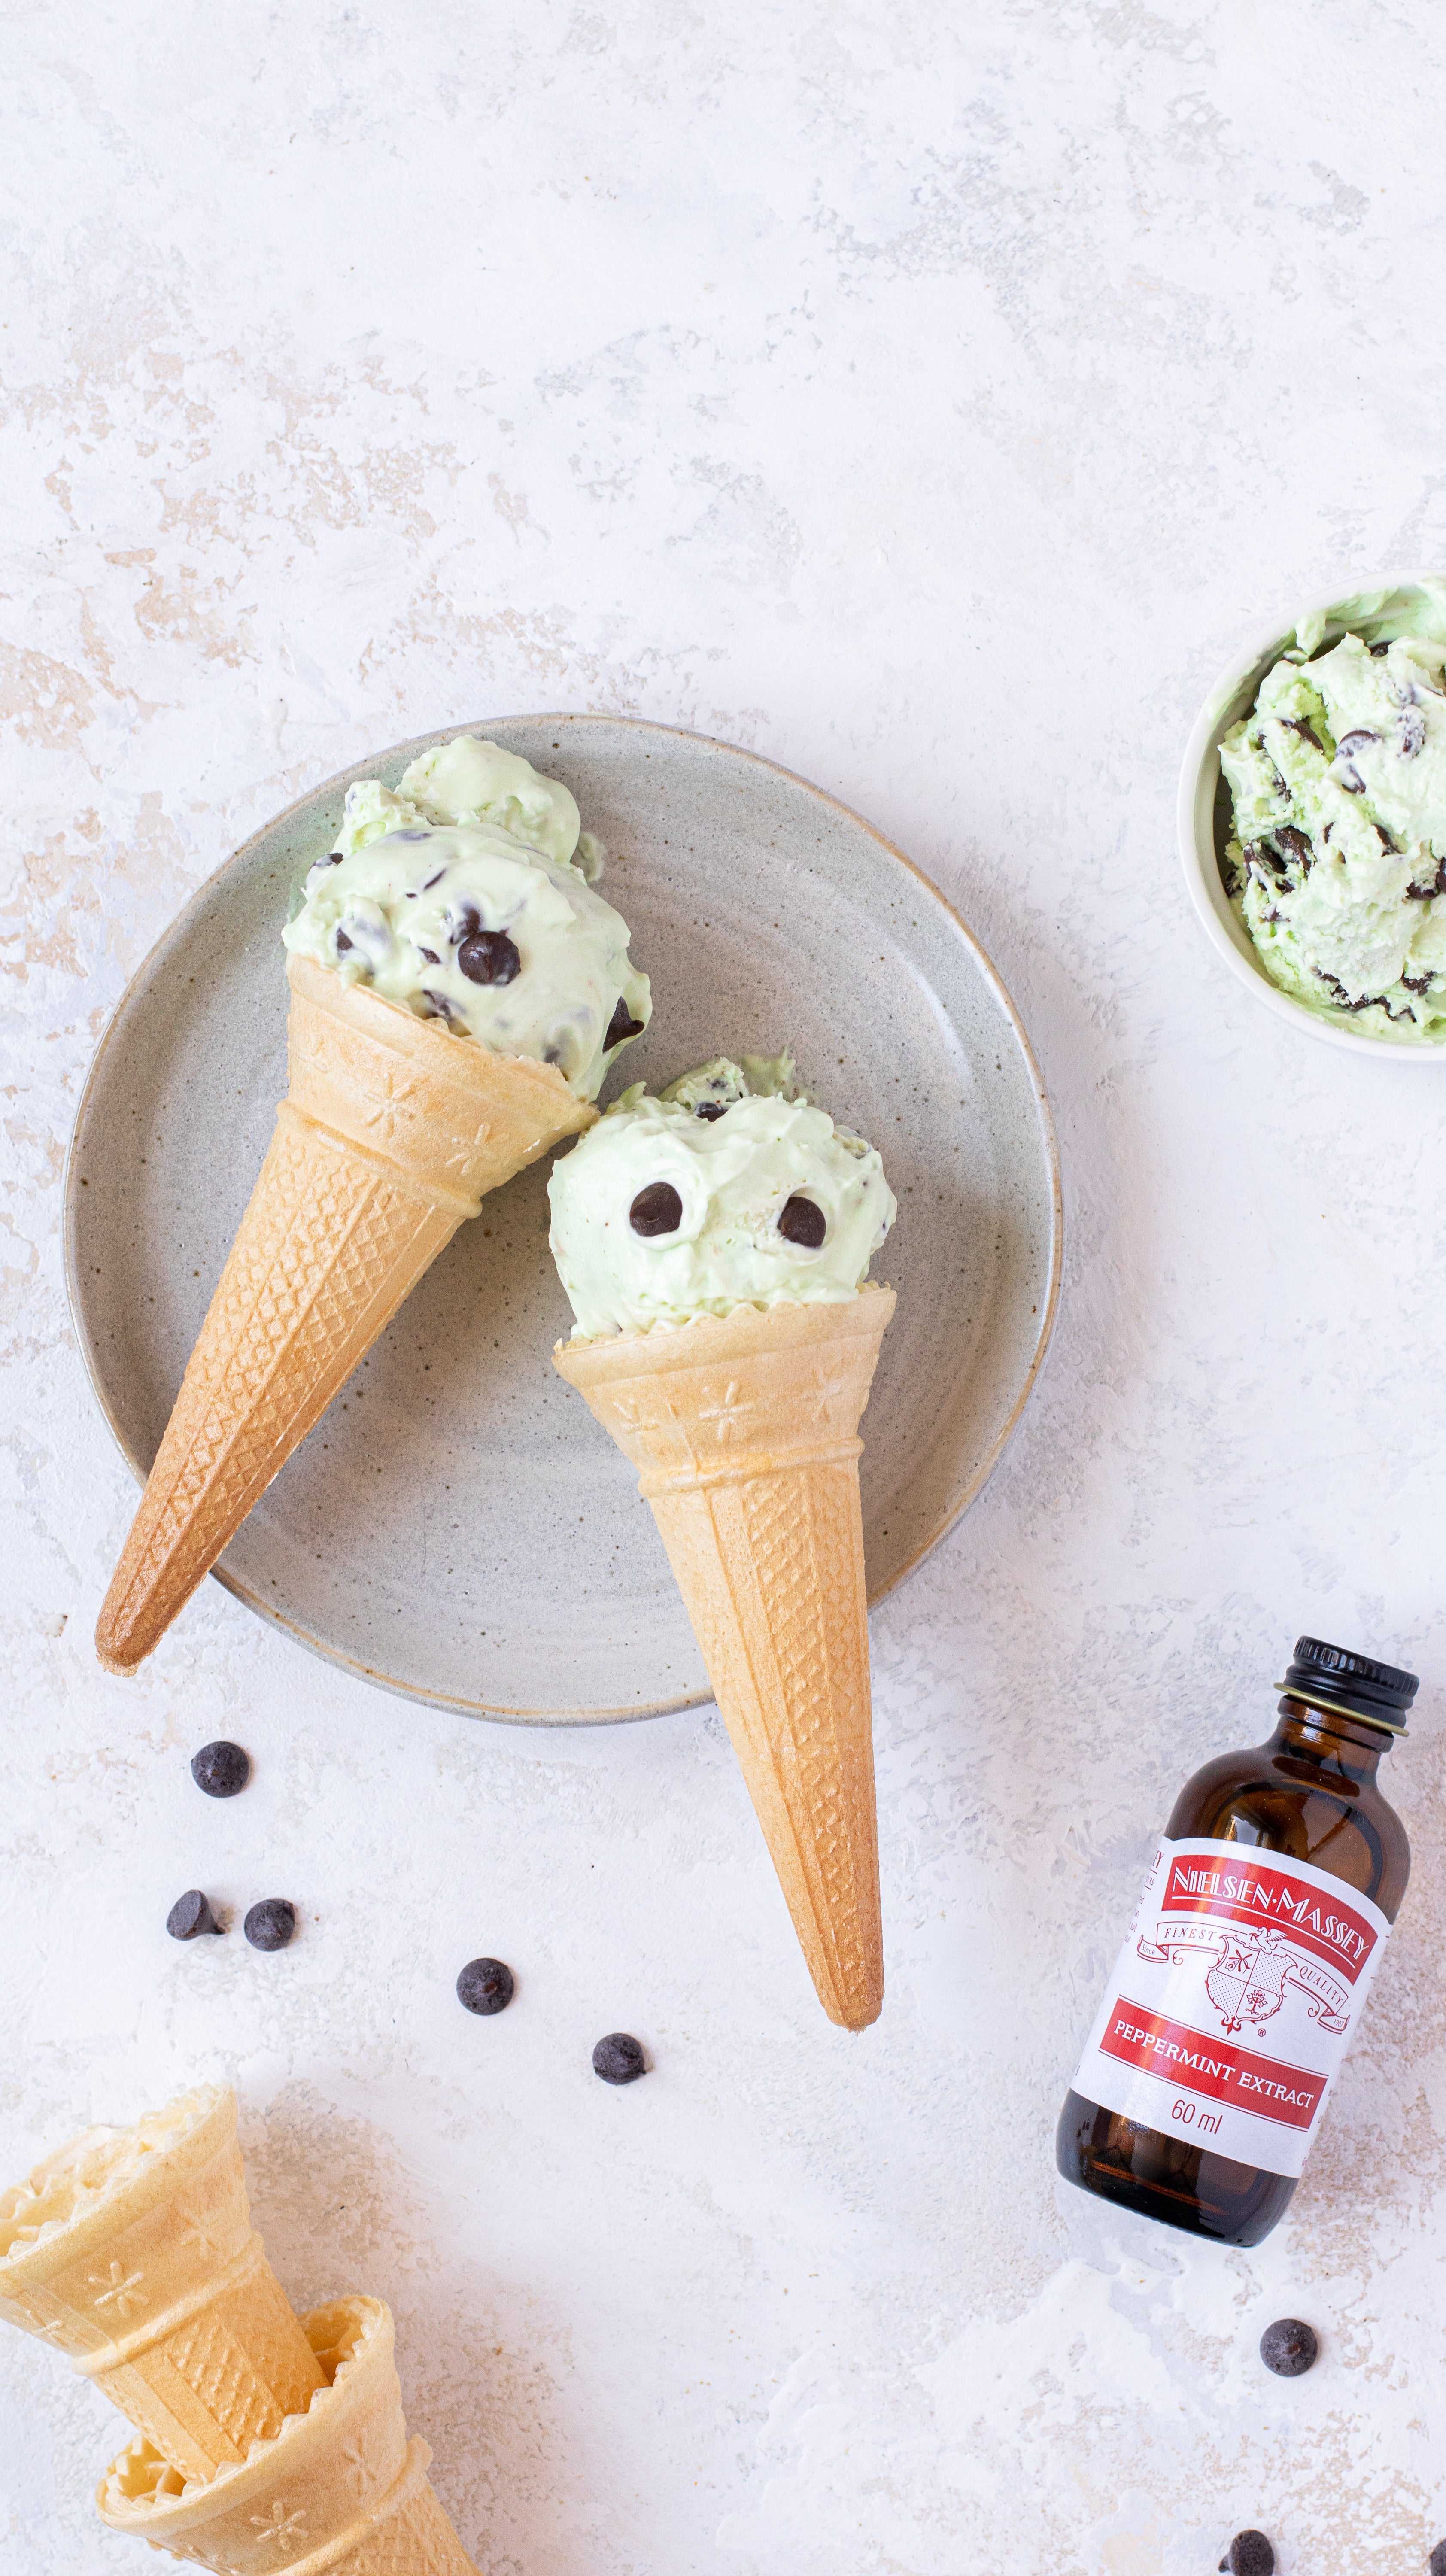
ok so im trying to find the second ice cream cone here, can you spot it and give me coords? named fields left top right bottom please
left=555, top=1287, right=895, bottom=2029
left=98, top=2295, right=478, bottom=2575
left=0, top=2086, right=322, bottom=2483
left=96, top=954, right=594, bottom=1674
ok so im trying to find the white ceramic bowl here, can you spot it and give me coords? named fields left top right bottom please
left=1176, top=570, right=1446, bottom=1058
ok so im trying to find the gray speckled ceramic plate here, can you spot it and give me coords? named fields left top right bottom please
left=65, top=716, right=1061, bottom=1723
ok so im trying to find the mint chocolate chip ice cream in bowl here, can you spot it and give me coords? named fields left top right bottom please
left=1178, top=574, right=1446, bottom=1054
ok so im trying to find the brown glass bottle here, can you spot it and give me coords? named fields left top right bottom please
left=1056, top=1637, right=1414, bottom=2247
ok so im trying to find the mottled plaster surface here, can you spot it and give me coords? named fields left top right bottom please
left=3, top=4, right=1446, bottom=2572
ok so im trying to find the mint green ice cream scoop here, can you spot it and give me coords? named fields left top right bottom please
left=547, top=1058, right=896, bottom=1338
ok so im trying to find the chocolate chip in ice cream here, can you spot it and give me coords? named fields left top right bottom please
left=167, top=1890, right=224, bottom=1941
left=629, top=1182, right=683, bottom=1236
left=1274, top=824, right=1312, bottom=871
left=1281, top=716, right=1323, bottom=751
left=244, top=1899, right=296, bottom=1952
left=335, top=929, right=354, bottom=952
left=457, top=1957, right=516, bottom=2015
left=592, top=2032, right=647, bottom=2084
left=1220, top=2536, right=1273, bottom=2576
left=778, top=1194, right=826, bottom=1248
left=191, top=1741, right=250, bottom=1798
left=604, top=996, right=646, bottom=1050
left=417, top=945, right=440, bottom=965
left=1400, top=706, right=1427, bottom=758
left=1332, top=729, right=1379, bottom=792
left=1259, top=2318, right=1318, bottom=2376
left=458, top=930, right=522, bottom=986
left=695, top=1102, right=726, bottom=1120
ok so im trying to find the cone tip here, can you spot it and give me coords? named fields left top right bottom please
left=94, top=1614, right=143, bottom=1677
left=829, top=1988, right=884, bottom=2032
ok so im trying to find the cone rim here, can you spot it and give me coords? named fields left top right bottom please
left=554, top=1281, right=897, bottom=1381
left=0, top=2085, right=234, bottom=2283
left=284, top=951, right=595, bottom=1122
left=96, top=2293, right=395, bottom=2529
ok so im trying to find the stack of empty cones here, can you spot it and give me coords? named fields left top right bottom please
left=0, top=2084, right=477, bottom=2572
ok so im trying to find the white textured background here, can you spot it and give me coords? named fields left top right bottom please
left=3, top=4, right=1446, bottom=2572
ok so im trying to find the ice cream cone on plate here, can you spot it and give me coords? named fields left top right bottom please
left=97, top=2295, right=478, bottom=2575
left=547, top=1054, right=899, bottom=2029
left=93, top=733, right=656, bottom=1678
left=556, top=1289, right=895, bottom=2029
left=95, top=954, right=595, bottom=1674
left=0, top=2086, right=322, bottom=2485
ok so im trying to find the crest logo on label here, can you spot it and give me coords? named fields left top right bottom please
left=1137, top=1915, right=1352, bottom=2037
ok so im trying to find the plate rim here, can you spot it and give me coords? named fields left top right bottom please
left=64, top=711, right=1064, bottom=1725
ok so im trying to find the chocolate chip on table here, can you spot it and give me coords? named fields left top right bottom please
left=1259, top=2316, right=1318, bottom=2376
left=244, top=1899, right=296, bottom=1953
left=458, top=929, right=521, bottom=985
left=1220, top=2537, right=1273, bottom=2576
left=167, top=1889, right=224, bottom=1940
left=603, top=996, right=646, bottom=1049
left=629, top=1182, right=683, bottom=1236
left=457, top=1957, right=515, bottom=2015
left=592, top=2032, right=647, bottom=2084
left=778, top=1194, right=826, bottom=1248
left=1429, top=2542, right=1446, bottom=2576
left=190, top=1741, right=250, bottom=1799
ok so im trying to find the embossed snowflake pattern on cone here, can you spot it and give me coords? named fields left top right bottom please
left=554, top=1285, right=895, bottom=2030
left=0, top=2086, right=322, bottom=2485
left=97, top=2295, right=478, bottom=2576
left=96, top=953, right=595, bottom=1675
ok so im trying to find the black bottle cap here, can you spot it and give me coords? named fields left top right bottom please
left=1279, top=1636, right=1418, bottom=1737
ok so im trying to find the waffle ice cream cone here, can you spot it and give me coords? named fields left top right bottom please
left=0, top=2086, right=322, bottom=2485
left=96, top=953, right=594, bottom=1674
left=554, top=1286, right=895, bottom=2029
left=98, top=2295, right=477, bottom=2575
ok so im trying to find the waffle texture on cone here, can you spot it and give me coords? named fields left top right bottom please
left=96, top=954, right=595, bottom=1675
left=555, top=1286, right=895, bottom=2028
left=97, top=2295, right=478, bottom=2575
left=0, top=2086, right=322, bottom=2483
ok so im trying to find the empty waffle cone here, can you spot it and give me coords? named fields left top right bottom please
left=554, top=1286, right=895, bottom=2029
left=96, top=953, right=595, bottom=1674
left=0, top=2085, right=322, bottom=2485
left=98, top=2295, right=477, bottom=2575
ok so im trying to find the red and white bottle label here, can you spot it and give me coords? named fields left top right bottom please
left=1070, top=1837, right=1391, bottom=2180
